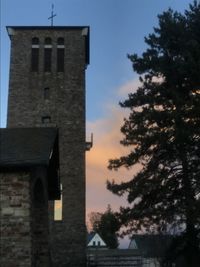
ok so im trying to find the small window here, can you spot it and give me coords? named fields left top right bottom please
left=32, top=37, right=39, bottom=45
left=98, top=241, right=101, bottom=246
left=54, top=184, right=62, bottom=221
left=45, top=37, right=52, bottom=45
left=44, top=87, right=50, bottom=100
left=57, top=48, right=65, bottom=72
left=42, top=116, right=51, bottom=124
left=93, top=241, right=96, bottom=246
left=31, top=48, right=39, bottom=72
left=44, top=48, right=52, bottom=72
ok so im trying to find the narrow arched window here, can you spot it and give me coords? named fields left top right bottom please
left=32, top=37, right=39, bottom=45
left=31, top=37, right=39, bottom=72
left=44, top=38, right=52, bottom=72
left=45, top=37, right=52, bottom=45
left=57, top=37, right=64, bottom=46
left=44, top=87, right=50, bottom=100
left=57, top=37, right=65, bottom=72
left=34, top=178, right=45, bottom=205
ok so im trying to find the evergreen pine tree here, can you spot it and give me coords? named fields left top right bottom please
left=108, top=2, right=200, bottom=265
left=89, top=205, right=119, bottom=249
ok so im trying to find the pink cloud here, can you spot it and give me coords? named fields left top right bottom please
left=86, top=79, right=141, bottom=217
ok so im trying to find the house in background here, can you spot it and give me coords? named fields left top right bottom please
left=87, top=232, right=107, bottom=249
left=129, top=235, right=174, bottom=267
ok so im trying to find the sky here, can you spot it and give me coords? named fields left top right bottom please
left=0, top=0, right=194, bottom=247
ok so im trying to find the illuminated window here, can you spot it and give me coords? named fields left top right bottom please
left=54, top=184, right=62, bottom=221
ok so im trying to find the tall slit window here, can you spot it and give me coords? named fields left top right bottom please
left=44, top=87, right=50, bottom=100
left=44, top=37, right=52, bottom=72
left=54, top=184, right=62, bottom=221
left=57, top=38, right=65, bottom=72
left=31, top=37, right=39, bottom=72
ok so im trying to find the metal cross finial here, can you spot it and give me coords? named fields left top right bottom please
left=48, top=4, right=56, bottom=26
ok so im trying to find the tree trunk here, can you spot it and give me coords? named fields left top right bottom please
left=179, top=149, right=200, bottom=267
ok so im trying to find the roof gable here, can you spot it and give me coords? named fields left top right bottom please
left=87, top=232, right=107, bottom=247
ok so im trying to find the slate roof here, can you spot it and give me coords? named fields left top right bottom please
left=129, top=234, right=173, bottom=258
left=87, top=232, right=96, bottom=244
left=0, top=127, right=60, bottom=200
left=0, top=127, right=58, bottom=167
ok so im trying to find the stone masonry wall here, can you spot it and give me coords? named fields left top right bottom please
left=31, top=169, right=50, bottom=267
left=7, top=27, right=88, bottom=266
left=0, top=172, right=32, bottom=267
left=0, top=169, right=51, bottom=267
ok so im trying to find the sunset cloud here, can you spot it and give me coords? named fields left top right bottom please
left=86, top=79, right=141, bottom=216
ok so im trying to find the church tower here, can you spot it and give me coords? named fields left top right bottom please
left=6, top=26, right=89, bottom=266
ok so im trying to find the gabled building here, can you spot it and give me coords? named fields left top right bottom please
left=87, top=232, right=107, bottom=249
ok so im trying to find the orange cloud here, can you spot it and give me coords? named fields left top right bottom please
left=86, top=79, right=141, bottom=216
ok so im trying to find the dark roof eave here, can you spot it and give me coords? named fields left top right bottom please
left=6, top=25, right=89, bottom=31
left=6, top=26, right=90, bottom=39
left=0, top=162, right=49, bottom=171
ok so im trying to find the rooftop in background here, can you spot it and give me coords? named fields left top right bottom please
left=87, top=232, right=107, bottom=248
left=129, top=234, right=173, bottom=258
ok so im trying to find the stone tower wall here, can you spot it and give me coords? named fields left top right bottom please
left=7, top=27, right=88, bottom=266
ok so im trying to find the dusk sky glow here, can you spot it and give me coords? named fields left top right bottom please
left=0, top=0, right=193, bottom=247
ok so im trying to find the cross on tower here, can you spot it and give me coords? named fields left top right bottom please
left=48, top=4, right=56, bottom=26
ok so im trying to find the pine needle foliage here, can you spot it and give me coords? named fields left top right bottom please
left=107, top=2, right=200, bottom=265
